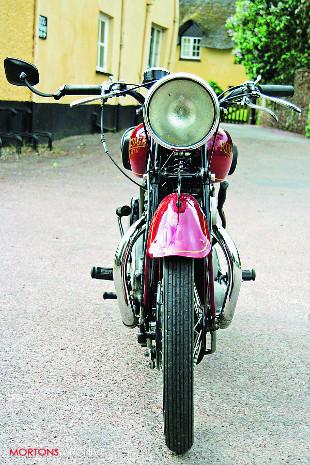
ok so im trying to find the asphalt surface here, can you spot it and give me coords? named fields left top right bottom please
left=0, top=125, right=309, bottom=465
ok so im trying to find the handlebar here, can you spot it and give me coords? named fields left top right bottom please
left=221, top=83, right=295, bottom=102
left=257, top=84, right=294, bottom=98
left=222, top=87, right=244, bottom=100
left=219, top=79, right=300, bottom=117
left=61, top=85, right=102, bottom=95
left=22, top=72, right=297, bottom=115
left=56, top=83, right=145, bottom=104
left=55, top=84, right=102, bottom=99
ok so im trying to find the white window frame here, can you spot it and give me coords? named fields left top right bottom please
left=148, top=25, right=163, bottom=68
left=97, top=13, right=109, bottom=72
left=180, top=36, right=201, bottom=60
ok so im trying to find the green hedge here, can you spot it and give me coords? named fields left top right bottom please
left=208, top=80, right=224, bottom=96
left=306, top=103, right=310, bottom=138
left=227, top=0, right=310, bottom=84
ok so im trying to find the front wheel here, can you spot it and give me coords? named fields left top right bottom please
left=163, top=256, right=194, bottom=454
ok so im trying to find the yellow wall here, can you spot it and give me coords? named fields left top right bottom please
left=119, top=0, right=178, bottom=105
left=147, top=0, right=179, bottom=74
left=0, top=0, right=35, bottom=101
left=33, top=0, right=122, bottom=104
left=175, top=45, right=248, bottom=91
left=1, top=0, right=178, bottom=105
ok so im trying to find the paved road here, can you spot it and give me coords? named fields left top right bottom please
left=0, top=125, right=309, bottom=465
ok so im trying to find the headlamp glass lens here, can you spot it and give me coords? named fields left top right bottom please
left=147, top=78, right=217, bottom=148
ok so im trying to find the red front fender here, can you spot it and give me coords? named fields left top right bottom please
left=146, top=193, right=211, bottom=258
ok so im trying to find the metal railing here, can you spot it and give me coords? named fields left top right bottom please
left=222, top=106, right=256, bottom=125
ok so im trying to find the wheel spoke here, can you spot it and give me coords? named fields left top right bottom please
left=193, top=284, right=204, bottom=365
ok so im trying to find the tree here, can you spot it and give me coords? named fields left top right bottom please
left=226, top=0, right=310, bottom=84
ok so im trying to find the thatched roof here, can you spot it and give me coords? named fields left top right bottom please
left=179, top=0, right=236, bottom=50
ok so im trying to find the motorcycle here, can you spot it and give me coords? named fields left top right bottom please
left=4, top=57, right=301, bottom=454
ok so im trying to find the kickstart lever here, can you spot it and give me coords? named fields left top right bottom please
left=218, top=181, right=229, bottom=228
left=116, top=205, right=131, bottom=236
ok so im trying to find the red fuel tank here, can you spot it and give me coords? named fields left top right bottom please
left=208, top=128, right=233, bottom=182
left=129, top=123, right=148, bottom=177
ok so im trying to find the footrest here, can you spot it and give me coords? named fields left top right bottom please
left=116, top=205, right=131, bottom=217
left=103, top=292, right=117, bottom=300
left=91, top=267, right=113, bottom=280
left=242, top=269, right=256, bottom=281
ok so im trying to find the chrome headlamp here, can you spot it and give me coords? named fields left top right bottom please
left=143, top=73, right=220, bottom=150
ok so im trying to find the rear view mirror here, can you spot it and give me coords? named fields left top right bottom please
left=4, top=57, right=39, bottom=86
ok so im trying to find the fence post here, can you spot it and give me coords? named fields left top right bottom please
left=250, top=108, right=256, bottom=125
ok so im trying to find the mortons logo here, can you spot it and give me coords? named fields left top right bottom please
left=10, top=448, right=59, bottom=457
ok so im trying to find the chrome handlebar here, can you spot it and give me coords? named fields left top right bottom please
left=219, top=79, right=301, bottom=120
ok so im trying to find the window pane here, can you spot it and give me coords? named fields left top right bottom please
left=99, top=45, right=104, bottom=69
left=181, top=36, right=200, bottom=59
left=100, top=20, right=105, bottom=44
left=148, top=26, right=162, bottom=67
left=148, top=28, right=155, bottom=67
left=154, top=29, right=160, bottom=66
left=181, top=37, right=187, bottom=57
left=97, top=14, right=108, bottom=69
left=181, top=37, right=189, bottom=57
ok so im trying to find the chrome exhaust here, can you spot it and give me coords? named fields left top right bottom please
left=113, top=216, right=146, bottom=328
left=213, top=225, right=242, bottom=329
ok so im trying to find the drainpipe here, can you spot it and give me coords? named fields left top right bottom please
left=32, top=0, right=39, bottom=66
left=139, top=0, right=153, bottom=81
left=31, top=0, right=40, bottom=130
left=118, top=0, right=125, bottom=81
left=167, top=0, right=179, bottom=71
left=116, top=0, right=125, bottom=131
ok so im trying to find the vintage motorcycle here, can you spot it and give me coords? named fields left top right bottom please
left=4, top=57, right=301, bottom=454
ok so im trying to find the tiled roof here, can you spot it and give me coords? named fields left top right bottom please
left=179, top=0, right=236, bottom=50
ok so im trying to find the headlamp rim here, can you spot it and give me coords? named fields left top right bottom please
left=143, top=72, right=220, bottom=150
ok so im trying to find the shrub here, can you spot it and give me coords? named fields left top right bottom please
left=306, top=103, right=310, bottom=138
left=208, top=80, right=224, bottom=95
left=226, top=0, right=310, bottom=84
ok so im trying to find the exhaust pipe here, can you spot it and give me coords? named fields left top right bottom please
left=213, top=225, right=242, bottom=329
left=113, top=216, right=146, bottom=327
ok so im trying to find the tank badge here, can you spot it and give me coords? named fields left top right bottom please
left=130, top=134, right=147, bottom=150
left=221, top=141, right=232, bottom=158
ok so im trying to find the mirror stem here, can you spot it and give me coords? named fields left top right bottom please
left=20, top=72, right=58, bottom=99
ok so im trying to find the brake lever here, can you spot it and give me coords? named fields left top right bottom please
left=244, top=97, right=278, bottom=122
left=260, top=94, right=302, bottom=113
left=70, top=93, right=111, bottom=107
left=254, top=75, right=262, bottom=85
left=70, top=81, right=136, bottom=107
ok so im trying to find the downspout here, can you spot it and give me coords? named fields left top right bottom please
left=116, top=0, right=125, bottom=131
left=167, top=0, right=179, bottom=71
left=32, top=0, right=38, bottom=67
left=117, top=0, right=125, bottom=81
left=139, top=0, right=153, bottom=81
left=31, top=0, right=39, bottom=130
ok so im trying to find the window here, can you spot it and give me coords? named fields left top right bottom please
left=148, top=26, right=162, bottom=68
left=97, top=13, right=109, bottom=72
left=180, top=36, right=201, bottom=60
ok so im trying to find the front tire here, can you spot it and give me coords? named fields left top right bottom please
left=163, top=256, right=194, bottom=454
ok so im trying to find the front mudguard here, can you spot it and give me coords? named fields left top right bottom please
left=146, top=193, right=211, bottom=258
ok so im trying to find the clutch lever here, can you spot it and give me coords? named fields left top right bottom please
left=260, top=94, right=302, bottom=113
left=243, top=97, right=279, bottom=122
left=70, top=79, right=124, bottom=107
